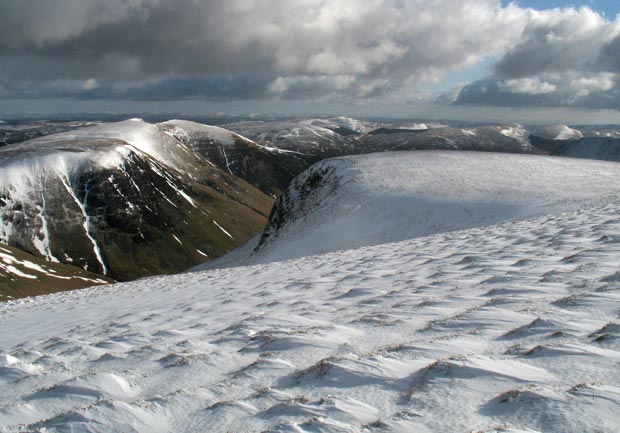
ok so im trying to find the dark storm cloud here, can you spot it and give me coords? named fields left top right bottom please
left=0, top=0, right=531, bottom=101
left=598, top=35, right=620, bottom=72
left=0, top=76, right=273, bottom=101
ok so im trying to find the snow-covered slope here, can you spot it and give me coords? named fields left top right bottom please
left=299, top=116, right=380, bottom=134
left=31, top=119, right=198, bottom=174
left=2, top=190, right=620, bottom=432
left=226, top=120, right=357, bottom=157
left=159, top=120, right=246, bottom=147
left=359, top=125, right=534, bottom=154
left=158, top=120, right=306, bottom=196
left=0, top=121, right=104, bottom=146
left=0, top=119, right=273, bottom=282
left=530, top=125, right=583, bottom=141
left=551, top=137, right=620, bottom=162
left=222, top=151, right=620, bottom=266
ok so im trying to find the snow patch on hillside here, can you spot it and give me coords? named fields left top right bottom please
left=0, top=244, right=107, bottom=291
left=531, top=125, right=583, bottom=141
left=158, top=119, right=300, bottom=155
left=499, top=125, right=528, bottom=141
left=159, top=120, right=240, bottom=146
left=300, top=117, right=379, bottom=134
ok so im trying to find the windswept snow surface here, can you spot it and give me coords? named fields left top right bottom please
left=2, top=194, right=620, bottom=432
left=242, top=151, right=620, bottom=265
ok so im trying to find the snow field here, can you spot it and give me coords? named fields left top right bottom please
left=1, top=199, right=620, bottom=432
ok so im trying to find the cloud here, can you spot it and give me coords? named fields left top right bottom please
left=598, top=34, right=620, bottom=72
left=455, top=72, right=620, bottom=109
left=1, top=0, right=619, bottom=109
left=0, top=0, right=529, bottom=101
left=452, top=6, right=620, bottom=109
left=501, top=78, right=557, bottom=95
left=492, top=6, right=618, bottom=79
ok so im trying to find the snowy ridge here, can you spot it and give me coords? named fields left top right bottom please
left=159, top=119, right=256, bottom=147
left=358, top=125, right=535, bottom=154
left=158, top=119, right=303, bottom=158
left=227, top=120, right=354, bottom=154
left=1, top=197, right=620, bottom=432
left=299, top=117, right=379, bottom=134
left=243, top=151, right=620, bottom=266
left=27, top=119, right=197, bottom=173
left=531, top=125, right=583, bottom=141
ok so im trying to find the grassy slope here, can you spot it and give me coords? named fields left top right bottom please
left=0, top=243, right=114, bottom=301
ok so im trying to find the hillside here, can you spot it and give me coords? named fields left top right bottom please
left=0, top=243, right=113, bottom=301
left=0, top=119, right=273, bottom=282
left=229, top=120, right=537, bottom=158
left=551, top=137, right=620, bottom=162
left=197, top=151, right=620, bottom=268
left=358, top=125, right=534, bottom=154
left=0, top=121, right=104, bottom=146
left=1, top=150, right=619, bottom=432
left=158, top=120, right=306, bottom=196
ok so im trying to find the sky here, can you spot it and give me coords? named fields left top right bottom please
left=1, top=0, right=620, bottom=124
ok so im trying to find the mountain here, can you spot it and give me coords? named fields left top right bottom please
left=157, top=120, right=305, bottom=196
left=530, top=125, right=583, bottom=141
left=529, top=126, right=620, bottom=162
left=225, top=119, right=359, bottom=159
left=358, top=125, right=535, bottom=154
left=549, top=137, right=620, bottom=162
left=196, top=151, right=620, bottom=269
left=229, top=120, right=537, bottom=158
left=0, top=119, right=273, bottom=282
left=1, top=116, right=617, bottom=293
left=2, top=150, right=620, bottom=433
left=0, top=120, right=104, bottom=146
left=298, top=116, right=381, bottom=134
left=0, top=242, right=112, bottom=301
